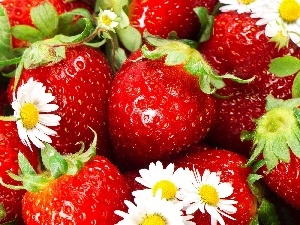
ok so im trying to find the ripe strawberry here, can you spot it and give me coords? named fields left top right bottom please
left=246, top=96, right=300, bottom=211
left=171, top=144, right=258, bottom=225
left=2, top=133, right=131, bottom=225
left=108, top=38, right=217, bottom=171
left=0, top=0, right=91, bottom=48
left=198, top=11, right=300, bottom=95
left=8, top=44, right=114, bottom=157
left=0, top=120, right=40, bottom=224
left=199, top=11, right=300, bottom=156
left=128, top=0, right=218, bottom=40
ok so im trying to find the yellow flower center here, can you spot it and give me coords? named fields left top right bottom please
left=238, top=0, right=255, bottom=4
left=140, top=214, right=166, bottom=225
left=20, top=103, right=39, bottom=129
left=102, top=14, right=113, bottom=26
left=199, top=184, right=219, bottom=206
left=279, top=0, right=300, bottom=22
left=152, top=180, right=177, bottom=200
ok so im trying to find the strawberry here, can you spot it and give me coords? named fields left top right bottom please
left=0, top=86, right=8, bottom=116
left=8, top=43, right=114, bottom=157
left=245, top=95, right=300, bottom=211
left=0, top=120, right=40, bottom=224
left=199, top=11, right=300, bottom=156
left=171, top=145, right=258, bottom=225
left=128, top=0, right=218, bottom=40
left=1, top=131, right=131, bottom=225
left=0, top=0, right=91, bottom=48
left=108, top=36, right=219, bottom=171
left=198, top=11, right=300, bottom=96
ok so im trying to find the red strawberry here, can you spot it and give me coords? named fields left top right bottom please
left=0, top=86, right=8, bottom=116
left=108, top=38, right=217, bottom=171
left=128, top=0, right=218, bottom=40
left=171, top=145, right=258, bottom=225
left=198, top=11, right=300, bottom=96
left=8, top=44, right=114, bottom=157
left=3, top=133, right=131, bottom=225
left=0, top=120, right=40, bottom=224
left=1, top=0, right=91, bottom=48
left=246, top=96, right=300, bottom=211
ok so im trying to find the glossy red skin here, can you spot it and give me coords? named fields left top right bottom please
left=198, top=11, right=299, bottom=96
left=108, top=53, right=216, bottom=171
left=205, top=90, right=267, bottom=157
left=260, top=152, right=300, bottom=210
left=1, top=0, right=91, bottom=48
left=172, top=145, right=257, bottom=225
left=8, top=45, right=114, bottom=158
left=22, top=156, right=131, bottom=225
left=0, top=121, right=40, bottom=224
left=129, top=0, right=218, bottom=40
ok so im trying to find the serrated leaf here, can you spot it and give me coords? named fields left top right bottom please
left=269, top=56, right=300, bottom=77
left=117, top=25, right=142, bottom=52
left=11, top=25, right=44, bottom=43
left=272, top=135, right=290, bottom=162
left=30, top=1, right=59, bottom=37
left=0, top=5, right=15, bottom=62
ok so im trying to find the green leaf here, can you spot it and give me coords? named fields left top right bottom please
left=257, top=198, right=280, bottom=225
left=269, top=56, right=300, bottom=77
left=0, top=5, right=15, bottom=65
left=292, top=72, right=300, bottom=98
left=247, top=173, right=263, bottom=186
left=0, top=57, right=22, bottom=67
left=263, top=139, right=279, bottom=172
left=240, top=130, right=255, bottom=141
left=194, top=7, right=214, bottom=43
left=18, top=152, right=37, bottom=176
left=117, top=25, right=142, bottom=52
left=42, top=143, right=68, bottom=178
left=272, top=135, right=290, bottom=162
left=22, top=40, right=66, bottom=70
left=55, top=18, right=94, bottom=43
left=30, top=1, right=59, bottom=37
left=11, top=25, right=44, bottom=43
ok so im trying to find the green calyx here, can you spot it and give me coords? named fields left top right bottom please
left=141, top=32, right=254, bottom=94
left=0, top=128, right=97, bottom=192
left=244, top=95, right=300, bottom=172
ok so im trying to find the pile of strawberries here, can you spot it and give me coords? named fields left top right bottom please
left=0, top=0, right=300, bottom=224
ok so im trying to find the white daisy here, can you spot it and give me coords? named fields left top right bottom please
left=115, top=190, right=195, bottom=225
left=251, top=0, right=300, bottom=47
left=11, top=77, right=61, bottom=149
left=219, top=0, right=264, bottom=14
left=133, top=161, right=191, bottom=202
left=97, top=9, right=119, bottom=31
left=178, top=169, right=237, bottom=225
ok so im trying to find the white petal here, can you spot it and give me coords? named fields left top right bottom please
left=27, top=130, right=45, bottom=149
left=38, top=114, right=61, bottom=126
left=35, top=123, right=57, bottom=136
left=206, top=205, right=225, bottom=225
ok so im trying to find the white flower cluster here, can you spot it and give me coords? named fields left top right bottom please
left=219, top=0, right=300, bottom=48
left=114, top=161, right=237, bottom=225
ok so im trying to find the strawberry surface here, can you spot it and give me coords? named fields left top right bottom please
left=22, top=155, right=131, bottom=225
left=129, top=0, right=218, bottom=40
left=0, top=121, right=40, bottom=224
left=108, top=51, right=216, bottom=171
left=8, top=45, right=114, bottom=157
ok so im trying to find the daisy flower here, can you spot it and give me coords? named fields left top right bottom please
left=219, top=0, right=264, bottom=14
left=251, top=0, right=300, bottom=47
left=178, top=169, right=237, bottom=225
left=11, top=77, right=61, bottom=149
left=97, top=8, right=120, bottom=31
left=115, top=190, right=195, bottom=225
left=133, top=161, right=191, bottom=202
